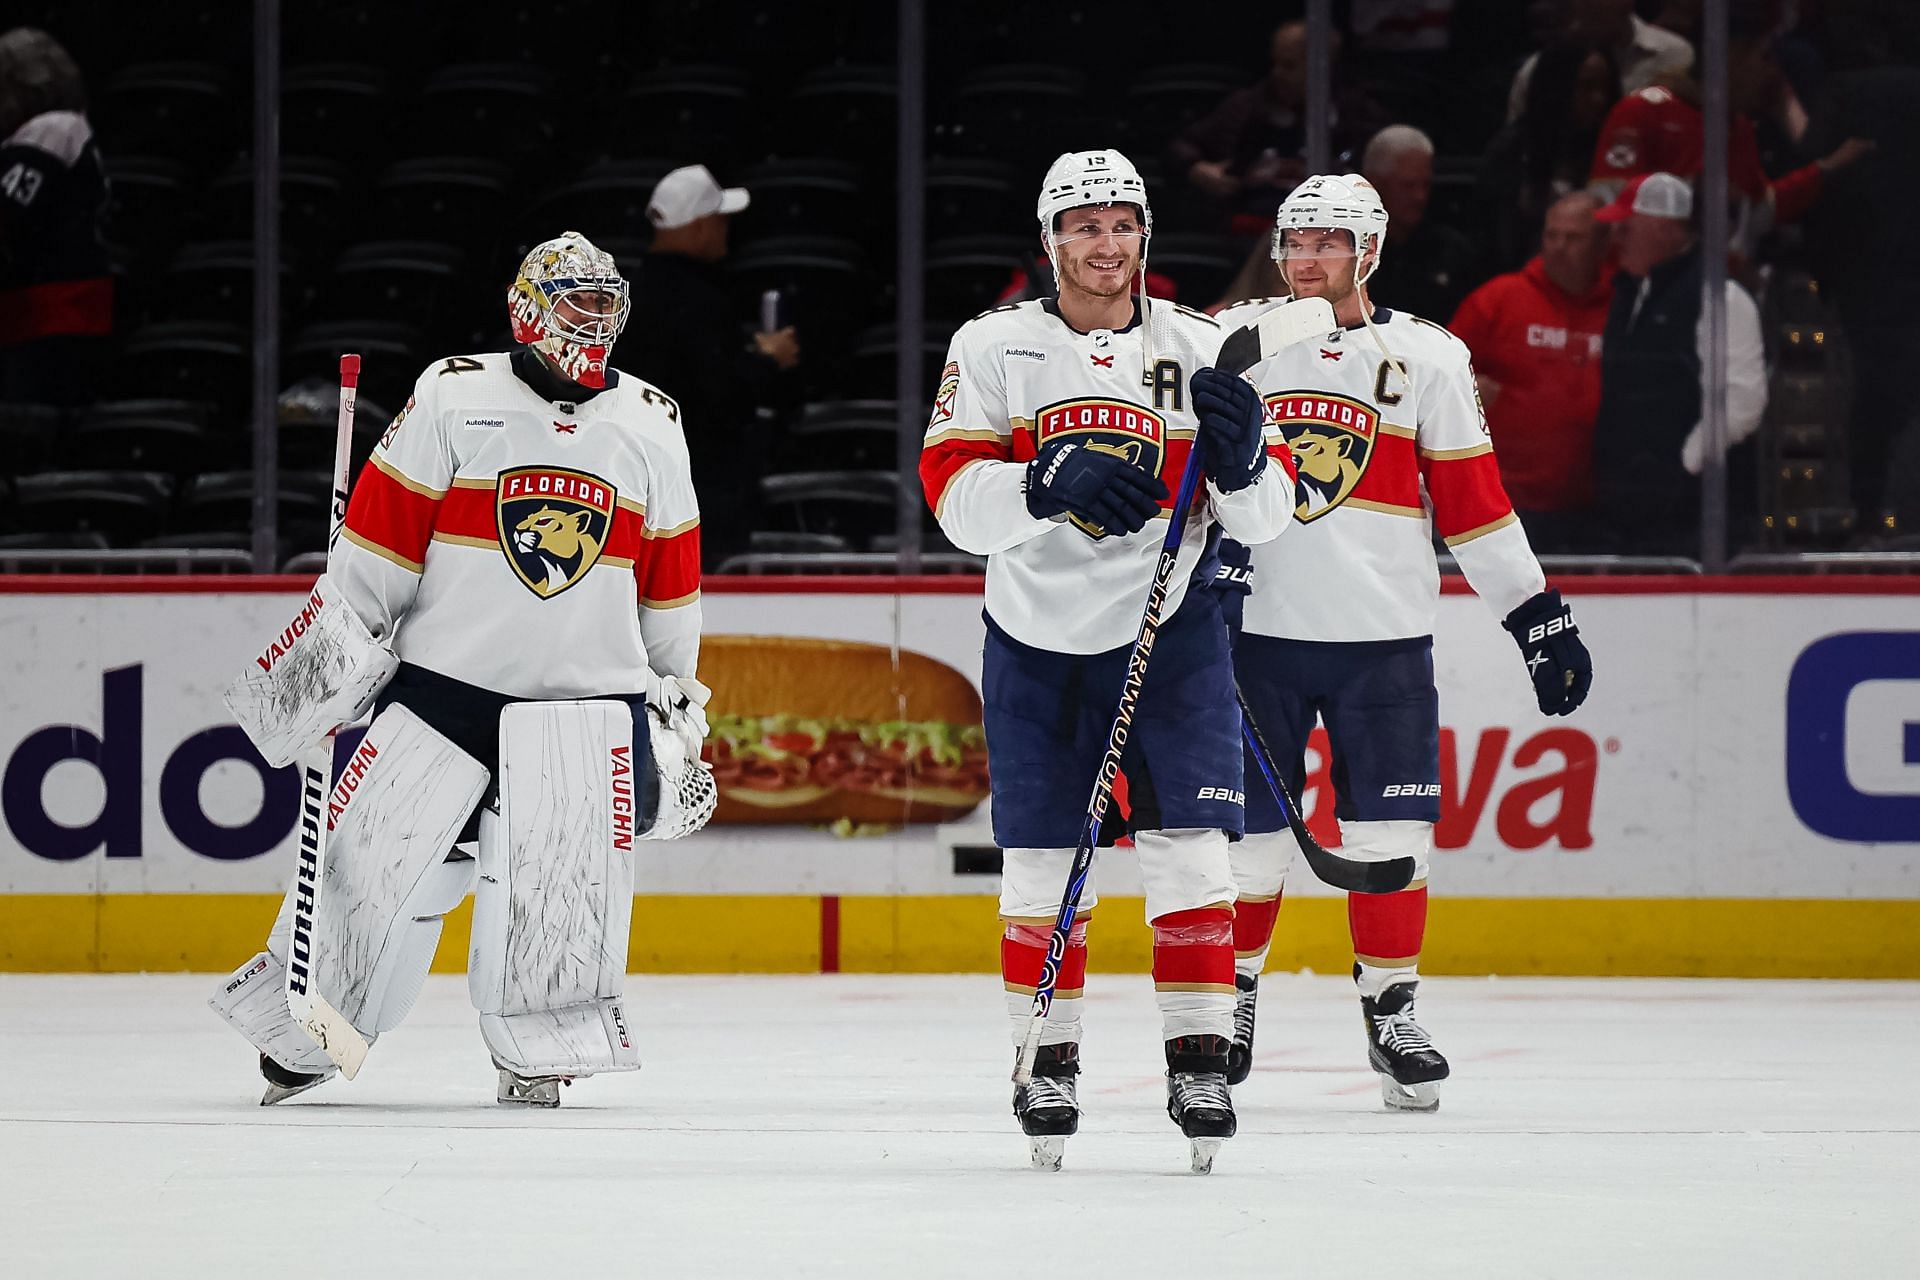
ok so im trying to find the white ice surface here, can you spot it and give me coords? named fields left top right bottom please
left=2, top=974, right=1916, bottom=1279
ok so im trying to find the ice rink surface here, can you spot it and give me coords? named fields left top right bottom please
left=3, top=973, right=1916, bottom=1279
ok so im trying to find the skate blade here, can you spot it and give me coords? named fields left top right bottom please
left=496, top=1070, right=564, bottom=1108
left=259, top=1076, right=329, bottom=1107
left=1379, top=1075, right=1440, bottom=1112
left=1028, top=1136, right=1065, bottom=1172
left=1189, top=1138, right=1222, bottom=1175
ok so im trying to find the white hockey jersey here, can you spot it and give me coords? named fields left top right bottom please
left=333, top=352, right=703, bottom=697
left=1215, top=302, right=1545, bottom=642
left=919, top=298, right=1296, bottom=654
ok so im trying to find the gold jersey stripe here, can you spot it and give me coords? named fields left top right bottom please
left=371, top=453, right=448, bottom=498
left=1379, top=422, right=1418, bottom=440
left=1354, top=950, right=1422, bottom=969
left=1345, top=497, right=1425, bottom=519
left=448, top=475, right=494, bottom=491
left=342, top=525, right=424, bottom=573
left=923, top=426, right=1009, bottom=446
left=646, top=514, right=700, bottom=539
left=1420, top=442, right=1494, bottom=461
left=617, top=495, right=646, bottom=515
left=1443, top=511, right=1519, bottom=546
left=1152, top=981, right=1238, bottom=994
left=642, top=589, right=701, bottom=610
left=429, top=531, right=496, bottom=551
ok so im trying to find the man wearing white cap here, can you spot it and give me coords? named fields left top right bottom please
left=626, top=164, right=800, bottom=567
left=1590, top=172, right=1766, bottom=553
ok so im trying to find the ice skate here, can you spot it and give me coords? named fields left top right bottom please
left=495, top=1061, right=570, bottom=1108
left=1165, top=1034, right=1236, bottom=1174
left=1012, top=1041, right=1079, bottom=1171
left=258, top=1053, right=333, bottom=1106
left=1361, top=975, right=1449, bottom=1111
left=1227, top=972, right=1259, bottom=1085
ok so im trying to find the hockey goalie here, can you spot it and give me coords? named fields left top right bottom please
left=209, top=232, right=716, bottom=1107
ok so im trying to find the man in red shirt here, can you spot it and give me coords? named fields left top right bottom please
left=1589, top=30, right=1870, bottom=244
left=1448, top=192, right=1613, bottom=549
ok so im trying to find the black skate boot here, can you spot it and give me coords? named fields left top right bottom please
left=1359, top=970, right=1449, bottom=1112
left=1227, top=972, right=1259, bottom=1085
left=1012, top=1041, right=1080, bottom=1171
left=1165, top=1034, right=1237, bottom=1174
left=258, top=1053, right=331, bottom=1106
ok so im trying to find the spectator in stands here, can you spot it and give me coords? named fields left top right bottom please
left=1589, top=174, right=1766, bottom=555
left=626, top=164, right=799, bottom=571
left=1477, top=39, right=1622, bottom=272
left=1449, top=193, right=1614, bottom=551
left=1358, top=125, right=1479, bottom=322
left=1169, top=19, right=1389, bottom=235
left=1508, top=0, right=1693, bottom=122
left=1588, top=25, right=1873, bottom=255
left=0, top=27, right=110, bottom=406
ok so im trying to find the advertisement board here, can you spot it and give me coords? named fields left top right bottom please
left=1, top=575, right=1916, bottom=975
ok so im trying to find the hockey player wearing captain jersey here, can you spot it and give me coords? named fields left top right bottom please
left=919, top=150, right=1299, bottom=1170
left=210, top=232, right=717, bottom=1107
left=1214, top=176, right=1594, bottom=1110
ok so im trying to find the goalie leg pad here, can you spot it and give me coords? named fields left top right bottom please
left=470, top=700, right=641, bottom=1078
left=209, top=886, right=337, bottom=1074
left=304, top=703, right=489, bottom=1038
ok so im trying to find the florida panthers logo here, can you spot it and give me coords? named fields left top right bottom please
left=496, top=466, right=616, bottom=598
left=1262, top=392, right=1379, bottom=522
left=1035, top=397, right=1166, bottom=539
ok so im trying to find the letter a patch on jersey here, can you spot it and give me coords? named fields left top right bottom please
left=1261, top=392, right=1379, bottom=522
left=496, top=466, right=617, bottom=598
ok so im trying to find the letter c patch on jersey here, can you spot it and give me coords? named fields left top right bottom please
left=496, top=466, right=616, bottom=598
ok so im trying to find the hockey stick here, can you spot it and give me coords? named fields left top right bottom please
left=1012, top=297, right=1342, bottom=1085
left=283, top=353, right=371, bottom=1080
left=1235, top=687, right=1415, bottom=894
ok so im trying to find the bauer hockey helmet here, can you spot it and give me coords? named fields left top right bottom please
left=508, top=231, right=631, bottom=389
left=1271, top=173, right=1390, bottom=285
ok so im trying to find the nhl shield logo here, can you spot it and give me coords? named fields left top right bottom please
left=1035, top=397, right=1166, bottom=539
left=1262, top=392, right=1380, bottom=522
left=496, top=466, right=617, bottom=598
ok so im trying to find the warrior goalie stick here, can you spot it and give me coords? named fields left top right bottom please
left=283, top=353, right=371, bottom=1079
left=1013, top=297, right=1340, bottom=1085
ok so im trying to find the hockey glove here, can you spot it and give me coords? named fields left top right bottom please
left=1191, top=367, right=1268, bottom=494
left=1502, top=588, right=1592, bottom=716
left=1210, top=537, right=1253, bottom=636
left=1025, top=437, right=1169, bottom=537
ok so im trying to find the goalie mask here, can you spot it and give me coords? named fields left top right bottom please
left=1270, top=173, right=1390, bottom=286
left=508, top=231, right=631, bottom=389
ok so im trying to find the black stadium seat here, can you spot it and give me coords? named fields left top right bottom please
left=319, top=242, right=469, bottom=331
left=758, top=469, right=906, bottom=544
left=12, top=471, right=175, bottom=543
left=117, top=323, right=252, bottom=422
left=783, top=66, right=898, bottom=162
left=372, top=158, right=512, bottom=246
left=162, top=241, right=292, bottom=324
left=95, top=62, right=234, bottom=164
left=281, top=63, right=391, bottom=159
left=1145, top=232, right=1243, bottom=307
left=0, top=403, right=67, bottom=478
left=787, top=399, right=903, bottom=469
left=737, top=158, right=869, bottom=242
left=925, top=235, right=1027, bottom=322
left=100, top=156, right=192, bottom=271
left=621, top=66, right=754, bottom=166
left=925, top=159, right=1022, bottom=239
left=67, top=408, right=208, bottom=474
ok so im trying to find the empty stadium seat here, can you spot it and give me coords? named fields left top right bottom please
left=0, top=403, right=67, bottom=478
left=758, top=469, right=906, bottom=543
left=925, top=235, right=1027, bottom=321
left=372, top=158, right=512, bottom=246
left=281, top=63, right=391, bottom=158
left=96, top=62, right=235, bottom=164
left=68, top=407, right=209, bottom=473
left=116, top=324, right=252, bottom=422
left=621, top=66, right=754, bottom=166
left=12, top=470, right=175, bottom=542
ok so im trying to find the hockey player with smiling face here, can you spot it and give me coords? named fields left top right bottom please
left=1215, top=176, right=1593, bottom=1110
left=919, top=150, right=1298, bottom=1168
left=210, top=232, right=715, bottom=1107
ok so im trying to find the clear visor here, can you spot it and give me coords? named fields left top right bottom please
left=1049, top=202, right=1148, bottom=245
left=541, top=278, right=631, bottom=345
left=1273, top=227, right=1360, bottom=261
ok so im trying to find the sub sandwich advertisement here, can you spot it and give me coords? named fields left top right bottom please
left=0, top=580, right=1916, bottom=903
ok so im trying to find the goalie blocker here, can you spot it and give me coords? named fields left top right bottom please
left=211, top=661, right=714, bottom=1094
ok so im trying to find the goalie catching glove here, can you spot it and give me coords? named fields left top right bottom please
left=641, top=670, right=718, bottom=840
left=1502, top=588, right=1592, bottom=717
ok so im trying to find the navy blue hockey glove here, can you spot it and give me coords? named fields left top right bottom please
left=1190, top=367, right=1267, bottom=494
left=1025, top=436, right=1169, bottom=537
left=1210, top=537, right=1254, bottom=636
left=1502, top=588, right=1592, bottom=716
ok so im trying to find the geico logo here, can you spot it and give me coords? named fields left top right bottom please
left=0, top=663, right=353, bottom=863
left=1292, top=724, right=1599, bottom=850
left=1381, top=783, right=1442, bottom=797
left=1195, top=786, right=1245, bottom=804
left=1786, top=631, right=1920, bottom=842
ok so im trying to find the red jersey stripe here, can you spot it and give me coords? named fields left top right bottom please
left=1351, top=429, right=1421, bottom=508
left=1423, top=450, right=1516, bottom=539
left=920, top=436, right=1012, bottom=516
left=344, top=457, right=442, bottom=570
left=640, top=524, right=701, bottom=608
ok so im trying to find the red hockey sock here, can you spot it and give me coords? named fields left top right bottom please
left=1348, top=884, right=1427, bottom=969
left=1151, top=906, right=1236, bottom=992
left=1232, top=889, right=1285, bottom=965
left=1002, top=916, right=1089, bottom=997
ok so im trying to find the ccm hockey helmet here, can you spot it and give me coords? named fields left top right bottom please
left=508, top=231, right=631, bottom=389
